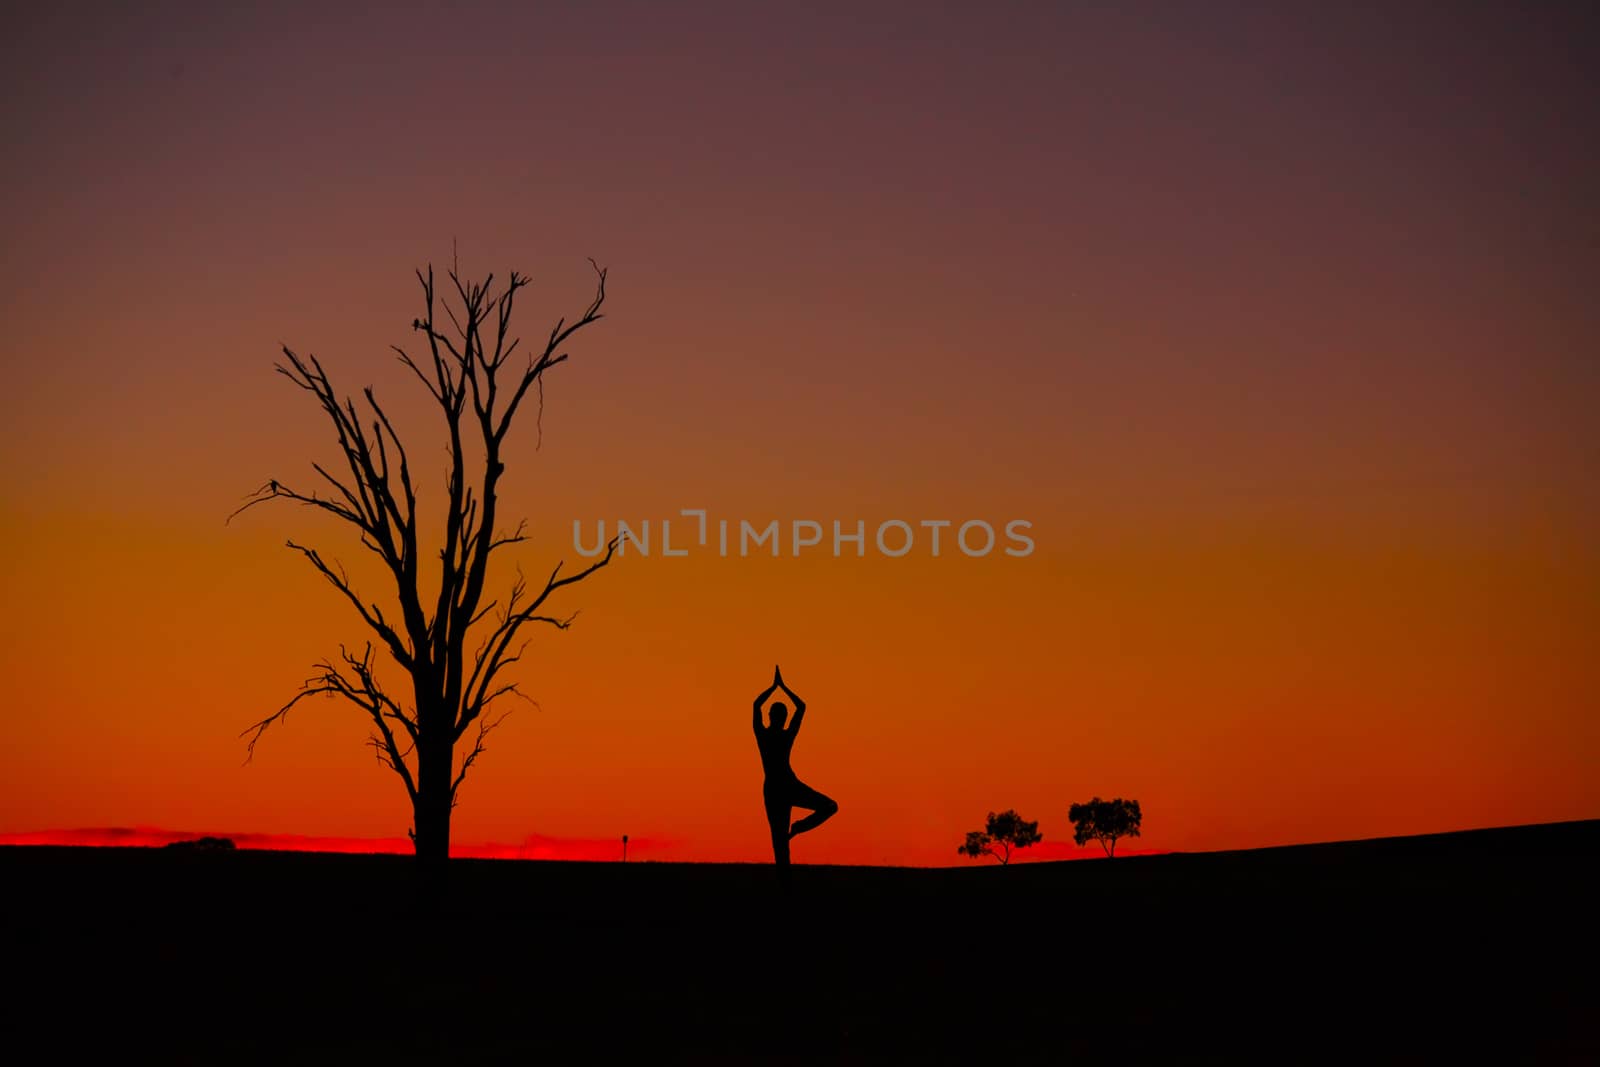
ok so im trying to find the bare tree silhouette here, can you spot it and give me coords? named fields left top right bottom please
left=230, top=253, right=619, bottom=883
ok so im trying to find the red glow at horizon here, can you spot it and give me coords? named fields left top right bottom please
left=0, top=827, right=656, bottom=862
left=0, top=827, right=1160, bottom=865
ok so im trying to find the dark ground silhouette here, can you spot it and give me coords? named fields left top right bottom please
left=2, top=820, right=1596, bottom=1064
left=754, top=665, right=837, bottom=878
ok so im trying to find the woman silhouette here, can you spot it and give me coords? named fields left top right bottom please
left=753, top=665, right=837, bottom=876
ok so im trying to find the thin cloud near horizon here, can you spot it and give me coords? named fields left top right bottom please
left=0, top=826, right=668, bottom=862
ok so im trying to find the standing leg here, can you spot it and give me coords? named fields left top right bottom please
left=764, top=789, right=792, bottom=872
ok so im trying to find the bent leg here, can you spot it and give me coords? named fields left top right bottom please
left=786, top=779, right=838, bottom=838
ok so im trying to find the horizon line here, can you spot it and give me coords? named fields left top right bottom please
left=3, top=817, right=1593, bottom=867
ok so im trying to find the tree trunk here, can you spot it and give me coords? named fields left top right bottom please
left=413, top=733, right=454, bottom=907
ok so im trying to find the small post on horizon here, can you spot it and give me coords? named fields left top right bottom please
left=622, top=834, right=628, bottom=863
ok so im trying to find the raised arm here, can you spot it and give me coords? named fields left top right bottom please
left=753, top=667, right=780, bottom=733
left=777, top=673, right=806, bottom=734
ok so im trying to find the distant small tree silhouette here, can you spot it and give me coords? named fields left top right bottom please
left=230, top=252, right=618, bottom=889
left=1068, top=797, right=1142, bottom=857
left=165, top=836, right=236, bottom=852
left=957, top=809, right=1042, bottom=865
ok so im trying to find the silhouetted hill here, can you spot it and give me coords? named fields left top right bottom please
left=2, top=819, right=1594, bottom=1063
left=161, top=835, right=236, bottom=851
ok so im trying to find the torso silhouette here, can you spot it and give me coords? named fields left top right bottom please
left=755, top=720, right=798, bottom=783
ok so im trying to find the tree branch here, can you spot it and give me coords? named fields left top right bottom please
left=284, top=540, right=413, bottom=669
left=451, top=705, right=515, bottom=806
left=241, top=643, right=419, bottom=804
left=458, top=535, right=620, bottom=740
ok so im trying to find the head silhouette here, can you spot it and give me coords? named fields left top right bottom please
left=769, top=702, right=788, bottom=728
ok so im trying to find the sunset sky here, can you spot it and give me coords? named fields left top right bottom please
left=2, top=2, right=1595, bottom=866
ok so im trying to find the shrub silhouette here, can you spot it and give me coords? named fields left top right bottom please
left=164, top=836, right=236, bottom=852
left=1068, top=797, right=1142, bottom=857
left=957, top=809, right=1041, bottom=865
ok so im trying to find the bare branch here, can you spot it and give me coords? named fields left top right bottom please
left=487, top=518, right=528, bottom=553
left=451, top=705, right=516, bottom=806
left=241, top=643, right=419, bottom=804
left=241, top=685, right=328, bottom=764
left=285, top=540, right=413, bottom=669
left=458, top=535, right=619, bottom=740
left=391, top=343, right=444, bottom=403
left=495, top=262, right=606, bottom=446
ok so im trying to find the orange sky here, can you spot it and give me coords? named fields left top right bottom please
left=2, top=4, right=1596, bottom=866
